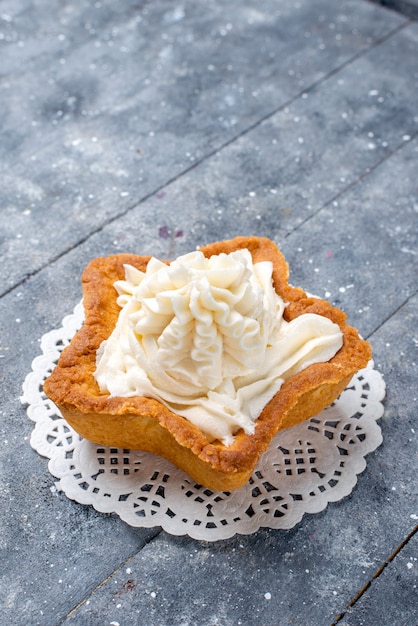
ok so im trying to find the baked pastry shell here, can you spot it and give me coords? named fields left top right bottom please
left=44, top=236, right=372, bottom=491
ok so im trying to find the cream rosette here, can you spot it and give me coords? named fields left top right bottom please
left=95, top=249, right=343, bottom=445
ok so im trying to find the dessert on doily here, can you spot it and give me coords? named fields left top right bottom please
left=43, top=236, right=371, bottom=491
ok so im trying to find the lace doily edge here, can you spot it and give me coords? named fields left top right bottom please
left=26, top=402, right=384, bottom=541
left=20, top=300, right=386, bottom=541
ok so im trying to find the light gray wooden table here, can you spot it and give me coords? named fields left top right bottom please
left=1, top=1, right=417, bottom=624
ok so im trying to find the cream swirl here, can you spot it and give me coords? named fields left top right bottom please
left=95, top=249, right=343, bottom=445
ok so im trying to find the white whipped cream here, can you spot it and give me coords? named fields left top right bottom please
left=95, top=249, right=343, bottom=445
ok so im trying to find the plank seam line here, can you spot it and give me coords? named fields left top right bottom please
left=57, top=528, right=162, bottom=624
left=331, top=520, right=418, bottom=623
left=365, top=285, right=418, bottom=340
left=285, top=129, right=418, bottom=239
left=0, top=20, right=409, bottom=300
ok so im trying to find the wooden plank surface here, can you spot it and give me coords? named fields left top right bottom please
left=0, top=0, right=405, bottom=295
left=1, top=1, right=417, bottom=625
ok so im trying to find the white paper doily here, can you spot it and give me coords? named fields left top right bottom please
left=22, top=302, right=386, bottom=541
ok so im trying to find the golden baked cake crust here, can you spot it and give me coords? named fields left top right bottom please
left=44, top=236, right=372, bottom=491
